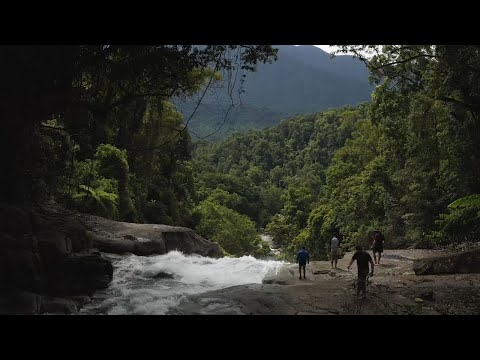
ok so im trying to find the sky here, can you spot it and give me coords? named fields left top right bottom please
left=295, top=45, right=354, bottom=55
left=315, top=45, right=360, bottom=56
left=307, top=45, right=372, bottom=57
left=314, top=45, right=339, bottom=53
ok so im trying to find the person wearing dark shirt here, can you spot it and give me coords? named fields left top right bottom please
left=347, top=245, right=374, bottom=297
left=296, top=247, right=310, bottom=280
left=372, top=230, right=385, bottom=264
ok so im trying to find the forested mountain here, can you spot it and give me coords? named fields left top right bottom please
left=191, top=46, right=480, bottom=260
left=176, top=102, right=287, bottom=141
left=192, top=105, right=366, bottom=257
left=181, top=45, right=374, bottom=140
left=239, top=45, right=372, bottom=113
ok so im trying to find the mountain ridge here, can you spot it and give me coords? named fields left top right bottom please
left=181, top=45, right=374, bottom=140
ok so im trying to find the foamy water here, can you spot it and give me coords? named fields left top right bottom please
left=81, top=251, right=285, bottom=315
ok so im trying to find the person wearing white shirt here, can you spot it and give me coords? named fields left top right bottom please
left=330, top=236, right=340, bottom=269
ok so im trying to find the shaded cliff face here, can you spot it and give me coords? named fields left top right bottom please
left=0, top=203, right=112, bottom=314
left=78, top=213, right=223, bottom=258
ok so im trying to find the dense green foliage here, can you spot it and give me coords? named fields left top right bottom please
left=5, top=45, right=480, bottom=259
left=193, top=106, right=364, bottom=259
left=181, top=102, right=287, bottom=141
left=432, top=195, right=480, bottom=245
left=193, top=199, right=268, bottom=257
left=40, top=100, right=196, bottom=225
left=1, top=45, right=278, bottom=257
left=1, top=45, right=278, bottom=205
left=193, top=45, right=480, bottom=259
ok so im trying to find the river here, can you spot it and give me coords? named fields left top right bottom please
left=81, top=250, right=285, bottom=315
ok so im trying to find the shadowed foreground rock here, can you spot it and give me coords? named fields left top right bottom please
left=413, top=249, right=480, bottom=275
left=0, top=203, right=113, bottom=314
left=1, top=203, right=222, bottom=314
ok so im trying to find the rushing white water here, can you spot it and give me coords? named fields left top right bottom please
left=81, top=251, right=285, bottom=315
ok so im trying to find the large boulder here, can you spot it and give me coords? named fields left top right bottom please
left=0, top=291, right=43, bottom=315
left=32, top=203, right=93, bottom=252
left=41, top=296, right=78, bottom=314
left=0, top=203, right=114, bottom=314
left=89, top=231, right=165, bottom=256
left=0, top=292, right=84, bottom=315
left=0, top=205, right=34, bottom=242
left=37, top=230, right=72, bottom=257
left=413, top=248, right=480, bottom=275
left=44, top=253, right=113, bottom=295
left=80, top=214, right=222, bottom=257
left=0, top=248, right=44, bottom=293
left=41, top=296, right=78, bottom=315
left=159, top=225, right=222, bottom=257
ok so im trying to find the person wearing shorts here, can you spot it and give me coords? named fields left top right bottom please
left=348, top=245, right=374, bottom=297
left=297, top=246, right=309, bottom=280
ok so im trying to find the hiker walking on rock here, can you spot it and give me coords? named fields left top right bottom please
left=297, top=246, right=310, bottom=280
left=372, top=230, right=385, bottom=264
left=348, top=245, right=374, bottom=297
left=331, top=235, right=340, bottom=269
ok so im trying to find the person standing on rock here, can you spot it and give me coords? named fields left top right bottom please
left=347, top=245, right=374, bottom=297
left=331, top=235, right=340, bottom=269
left=297, top=246, right=310, bottom=280
left=372, top=230, right=385, bottom=264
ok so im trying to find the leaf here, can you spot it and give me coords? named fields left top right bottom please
left=448, top=194, right=480, bottom=209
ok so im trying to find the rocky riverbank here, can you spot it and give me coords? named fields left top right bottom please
left=0, top=203, right=222, bottom=314
left=171, top=249, right=480, bottom=315
left=3, top=202, right=478, bottom=315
